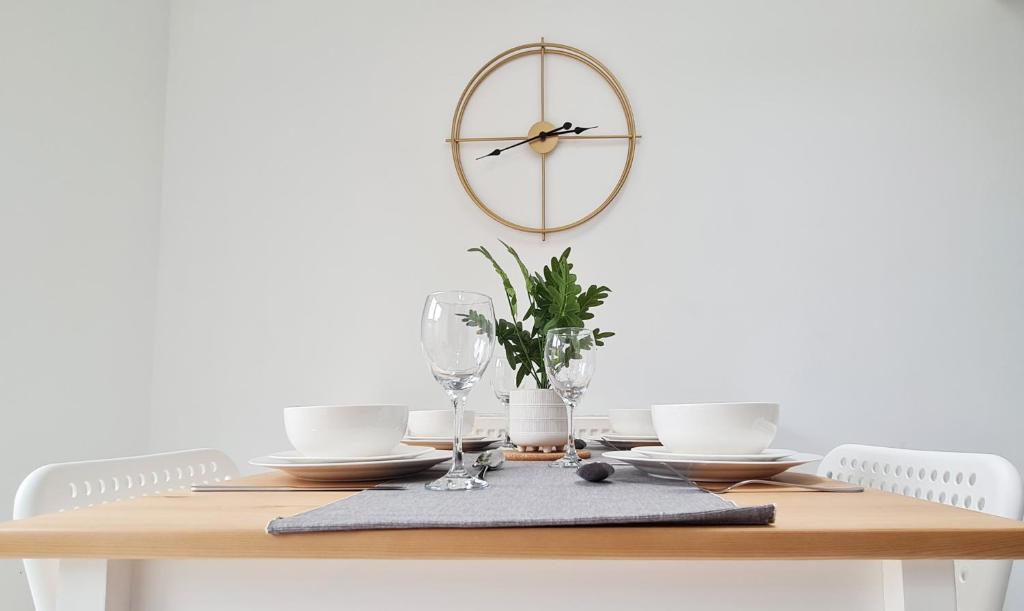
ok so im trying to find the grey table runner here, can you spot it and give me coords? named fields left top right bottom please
left=267, top=461, right=774, bottom=534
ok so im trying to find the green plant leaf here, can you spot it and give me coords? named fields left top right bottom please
left=578, top=285, right=611, bottom=320
left=498, top=240, right=535, bottom=301
left=515, top=366, right=528, bottom=387
left=536, top=252, right=582, bottom=334
left=458, top=310, right=494, bottom=337
left=593, top=328, right=615, bottom=347
left=468, top=246, right=517, bottom=318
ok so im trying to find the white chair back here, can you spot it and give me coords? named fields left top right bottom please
left=818, top=444, right=1023, bottom=611
left=13, top=448, right=239, bottom=611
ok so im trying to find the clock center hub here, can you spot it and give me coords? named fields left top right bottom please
left=528, top=121, right=559, bottom=154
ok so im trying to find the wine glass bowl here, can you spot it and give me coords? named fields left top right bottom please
left=420, top=290, right=496, bottom=490
left=491, top=354, right=519, bottom=449
left=544, top=327, right=597, bottom=468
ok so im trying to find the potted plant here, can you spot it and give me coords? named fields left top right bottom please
left=469, top=241, right=614, bottom=451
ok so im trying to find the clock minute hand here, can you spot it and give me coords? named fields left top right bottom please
left=558, top=125, right=597, bottom=136
left=475, top=122, right=574, bottom=160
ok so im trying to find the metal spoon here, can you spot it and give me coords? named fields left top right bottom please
left=473, top=449, right=506, bottom=481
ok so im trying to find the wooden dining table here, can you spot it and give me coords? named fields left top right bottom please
left=2, top=471, right=1023, bottom=611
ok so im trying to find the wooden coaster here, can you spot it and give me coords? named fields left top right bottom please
left=504, top=450, right=592, bottom=461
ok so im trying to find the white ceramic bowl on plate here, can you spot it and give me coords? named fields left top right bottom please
left=406, top=409, right=475, bottom=438
left=607, top=408, right=655, bottom=437
left=284, top=404, right=408, bottom=458
left=651, top=402, right=779, bottom=455
left=250, top=450, right=452, bottom=482
left=605, top=450, right=818, bottom=482
left=267, top=443, right=432, bottom=463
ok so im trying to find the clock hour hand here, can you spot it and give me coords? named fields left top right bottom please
left=475, top=122, right=578, bottom=160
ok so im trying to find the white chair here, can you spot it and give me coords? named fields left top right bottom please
left=13, top=448, right=239, bottom=611
left=818, top=444, right=1023, bottom=611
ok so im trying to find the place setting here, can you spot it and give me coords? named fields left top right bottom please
left=401, top=409, right=502, bottom=452
left=587, top=408, right=661, bottom=450
left=601, top=402, right=842, bottom=488
left=248, top=404, right=452, bottom=482
left=590, top=406, right=826, bottom=488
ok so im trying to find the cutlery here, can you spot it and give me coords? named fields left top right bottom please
left=190, top=484, right=407, bottom=492
left=697, top=479, right=864, bottom=493
left=657, top=462, right=862, bottom=493
left=473, top=449, right=506, bottom=481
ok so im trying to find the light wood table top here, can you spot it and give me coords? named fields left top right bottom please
left=1, top=472, right=1023, bottom=560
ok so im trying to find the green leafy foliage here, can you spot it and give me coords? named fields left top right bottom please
left=458, top=309, right=494, bottom=337
left=468, top=243, right=614, bottom=389
left=467, top=246, right=517, bottom=319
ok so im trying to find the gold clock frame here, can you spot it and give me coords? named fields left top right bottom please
left=447, top=39, right=639, bottom=239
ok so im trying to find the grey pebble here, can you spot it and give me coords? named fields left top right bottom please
left=577, top=461, right=615, bottom=482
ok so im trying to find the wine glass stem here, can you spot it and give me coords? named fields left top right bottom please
left=563, top=399, right=579, bottom=460
left=501, top=397, right=512, bottom=446
left=451, top=393, right=467, bottom=474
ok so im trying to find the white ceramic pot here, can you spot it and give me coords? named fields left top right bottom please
left=651, top=402, right=779, bottom=455
left=284, top=404, right=408, bottom=457
left=508, top=389, right=567, bottom=452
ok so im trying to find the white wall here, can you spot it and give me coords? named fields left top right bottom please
left=151, top=0, right=1024, bottom=605
left=0, top=0, right=169, bottom=608
left=153, top=0, right=1024, bottom=470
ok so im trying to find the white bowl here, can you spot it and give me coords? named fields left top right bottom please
left=607, top=408, right=655, bottom=437
left=651, top=402, right=779, bottom=455
left=406, top=409, right=475, bottom=438
left=284, top=404, right=408, bottom=458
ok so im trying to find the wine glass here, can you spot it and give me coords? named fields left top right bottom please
left=420, top=290, right=496, bottom=490
left=491, top=354, right=519, bottom=449
left=544, top=327, right=596, bottom=468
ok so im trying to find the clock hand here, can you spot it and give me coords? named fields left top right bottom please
left=475, top=122, right=574, bottom=160
left=562, top=125, right=597, bottom=135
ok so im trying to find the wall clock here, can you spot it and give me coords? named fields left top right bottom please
left=448, top=39, right=639, bottom=240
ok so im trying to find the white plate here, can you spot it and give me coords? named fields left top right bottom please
left=267, top=444, right=433, bottom=463
left=403, top=434, right=486, bottom=442
left=594, top=437, right=659, bottom=450
left=632, top=447, right=796, bottom=462
left=603, top=433, right=659, bottom=441
left=605, top=451, right=822, bottom=482
left=250, top=450, right=452, bottom=482
left=402, top=437, right=500, bottom=452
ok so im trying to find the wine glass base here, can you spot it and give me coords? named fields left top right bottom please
left=549, top=455, right=583, bottom=468
left=425, top=474, right=489, bottom=491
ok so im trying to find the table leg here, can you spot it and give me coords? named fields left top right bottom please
left=882, top=559, right=957, bottom=611
left=56, top=559, right=131, bottom=611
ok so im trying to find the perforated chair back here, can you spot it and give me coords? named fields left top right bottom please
left=13, top=449, right=239, bottom=611
left=819, top=444, right=1023, bottom=611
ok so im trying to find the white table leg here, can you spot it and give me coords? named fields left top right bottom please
left=882, top=559, right=957, bottom=611
left=56, top=559, right=131, bottom=611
